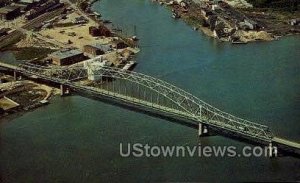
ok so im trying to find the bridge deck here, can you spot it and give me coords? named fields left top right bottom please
left=0, top=62, right=19, bottom=70
left=273, top=137, right=300, bottom=149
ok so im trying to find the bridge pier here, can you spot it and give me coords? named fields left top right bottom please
left=13, top=70, right=17, bottom=81
left=268, top=143, right=278, bottom=158
left=198, top=123, right=209, bottom=137
left=60, top=84, right=70, bottom=96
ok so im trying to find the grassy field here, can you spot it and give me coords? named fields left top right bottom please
left=12, top=47, right=56, bottom=60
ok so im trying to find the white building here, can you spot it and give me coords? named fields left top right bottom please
left=83, top=56, right=112, bottom=81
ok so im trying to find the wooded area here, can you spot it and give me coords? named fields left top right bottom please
left=247, top=0, right=298, bottom=11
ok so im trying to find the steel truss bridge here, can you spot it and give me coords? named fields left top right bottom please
left=14, top=63, right=274, bottom=144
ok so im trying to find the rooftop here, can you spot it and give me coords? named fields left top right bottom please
left=0, top=6, right=20, bottom=14
left=86, top=43, right=112, bottom=52
left=0, top=28, right=10, bottom=34
left=48, top=49, right=83, bottom=59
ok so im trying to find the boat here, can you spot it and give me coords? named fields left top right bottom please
left=93, top=11, right=101, bottom=17
left=103, top=20, right=112, bottom=24
left=132, top=36, right=139, bottom=41
left=172, top=12, right=180, bottom=19
left=231, top=40, right=247, bottom=44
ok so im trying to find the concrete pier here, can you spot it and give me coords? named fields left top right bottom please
left=268, top=143, right=278, bottom=157
left=198, top=123, right=209, bottom=136
left=13, top=70, right=17, bottom=81
left=60, top=84, right=70, bottom=96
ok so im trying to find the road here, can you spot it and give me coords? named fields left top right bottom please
left=62, top=0, right=97, bottom=26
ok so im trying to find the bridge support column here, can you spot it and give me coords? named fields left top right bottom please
left=268, top=143, right=278, bottom=158
left=198, top=123, right=209, bottom=137
left=60, top=84, right=70, bottom=96
left=13, top=70, right=17, bottom=81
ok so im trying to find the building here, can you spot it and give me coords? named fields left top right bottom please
left=0, top=0, right=7, bottom=8
left=0, top=28, right=10, bottom=37
left=83, top=56, right=113, bottom=81
left=0, top=96, right=20, bottom=112
left=83, top=43, right=112, bottom=57
left=290, top=19, right=300, bottom=26
left=207, top=15, right=218, bottom=30
left=18, top=0, right=43, bottom=11
left=89, top=26, right=112, bottom=37
left=0, top=6, right=21, bottom=20
left=0, top=107, right=4, bottom=115
left=237, top=19, right=258, bottom=30
left=200, top=8, right=214, bottom=20
left=112, top=40, right=128, bottom=49
left=73, top=16, right=88, bottom=24
left=48, top=49, right=86, bottom=66
left=175, top=0, right=187, bottom=8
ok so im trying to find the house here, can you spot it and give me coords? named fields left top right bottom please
left=0, top=6, right=21, bottom=20
left=48, top=49, right=87, bottom=66
left=83, top=43, right=112, bottom=57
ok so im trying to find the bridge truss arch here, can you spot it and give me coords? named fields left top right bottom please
left=18, top=63, right=273, bottom=142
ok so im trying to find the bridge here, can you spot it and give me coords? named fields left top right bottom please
left=1, top=61, right=299, bottom=157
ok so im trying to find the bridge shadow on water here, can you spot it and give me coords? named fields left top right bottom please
left=74, top=91, right=199, bottom=130
left=72, top=91, right=300, bottom=158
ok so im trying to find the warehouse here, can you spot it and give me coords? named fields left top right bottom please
left=83, top=43, right=112, bottom=57
left=48, top=49, right=87, bottom=66
left=0, top=6, right=21, bottom=20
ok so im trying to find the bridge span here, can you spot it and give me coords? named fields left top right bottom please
left=1, top=61, right=299, bottom=157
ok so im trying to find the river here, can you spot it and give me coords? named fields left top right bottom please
left=1, top=0, right=300, bottom=182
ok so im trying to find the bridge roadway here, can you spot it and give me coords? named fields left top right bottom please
left=1, top=61, right=300, bottom=156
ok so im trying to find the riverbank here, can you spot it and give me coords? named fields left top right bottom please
left=152, top=0, right=299, bottom=43
left=77, top=0, right=139, bottom=48
left=0, top=77, right=59, bottom=121
left=0, top=0, right=140, bottom=119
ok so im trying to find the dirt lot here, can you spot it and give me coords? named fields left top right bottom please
left=39, top=12, right=113, bottom=49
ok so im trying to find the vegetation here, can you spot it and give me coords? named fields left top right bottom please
left=247, top=0, right=298, bottom=11
left=13, top=47, right=55, bottom=60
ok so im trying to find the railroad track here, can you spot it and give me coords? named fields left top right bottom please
left=0, top=7, right=66, bottom=49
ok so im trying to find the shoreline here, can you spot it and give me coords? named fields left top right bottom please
left=0, top=79, right=59, bottom=123
left=0, top=0, right=140, bottom=122
left=152, top=0, right=300, bottom=44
